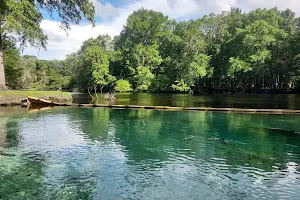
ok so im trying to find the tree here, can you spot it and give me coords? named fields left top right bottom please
left=119, top=8, right=169, bottom=47
left=21, top=55, right=38, bottom=89
left=171, top=79, right=190, bottom=92
left=227, top=57, right=252, bottom=78
left=1, top=39, right=22, bottom=89
left=3, top=49, right=22, bottom=89
left=84, top=45, right=115, bottom=96
left=134, top=66, right=155, bottom=91
left=0, top=0, right=95, bottom=90
left=80, top=34, right=113, bottom=52
left=227, top=19, right=283, bottom=89
left=5, top=6, right=300, bottom=94
left=116, top=9, right=168, bottom=85
left=172, top=54, right=212, bottom=93
left=130, top=44, right=162, bottom=91
left=171, top=20, right=213, bottom=93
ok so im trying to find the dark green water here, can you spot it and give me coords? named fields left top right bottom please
left=72, top=93, right=300, bottom=109
left=1, top=107, right=300, bottom=199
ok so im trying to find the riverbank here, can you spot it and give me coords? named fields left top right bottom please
left=27, top=96, right=300, bottom=115
left=0, top=91, right=72, bottom=106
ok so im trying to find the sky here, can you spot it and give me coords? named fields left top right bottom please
left=23, top=0, right=300, bottom=60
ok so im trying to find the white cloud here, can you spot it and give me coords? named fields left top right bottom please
left=167, top=0, right=237, bottom=14
left=23, top=0, right=300, bottom=60
left=90, top=0, right=119, bottom=19
left=239, top=0, right=300, bottom=12
left=23, top=20, right=121, bottom=60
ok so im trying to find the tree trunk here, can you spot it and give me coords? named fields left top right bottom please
left=0, top=34, right=6, bottom=90
left=94, top=86, right=98, bottom=99
left=88, top=87, right=95, bottom=99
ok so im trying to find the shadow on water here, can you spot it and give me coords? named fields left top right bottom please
left=72, top=93, right=300, bottom=109
left=110, top=110, right=300, bottom=170
left=1, top=107, right=300, bottom=199
left=0, top=118, right=7, bottom=149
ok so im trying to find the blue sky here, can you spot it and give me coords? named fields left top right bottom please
left=24, top=0, right=300, bottom=60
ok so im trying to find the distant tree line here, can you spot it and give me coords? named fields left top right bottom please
left=3, top=7, right=300, bottom=93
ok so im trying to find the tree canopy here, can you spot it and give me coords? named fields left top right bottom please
left=0, top=0, right=95, bottom=90
left=3, top=7, right=300, bottom=94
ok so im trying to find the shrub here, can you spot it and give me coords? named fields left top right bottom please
left=115, top=80, right=133, bottom=92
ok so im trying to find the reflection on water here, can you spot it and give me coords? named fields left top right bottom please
left=72, top=93, right=300, bottom=109
left=0, top=118, right=7, bottom=148
left=1, top=108, right=300, bottom=199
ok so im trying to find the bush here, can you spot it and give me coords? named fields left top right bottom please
left=171, top=79, right=190, bottom=92
left=150, top=74, right=172, bottom=92
left=115, top=80, right=133, bottom=92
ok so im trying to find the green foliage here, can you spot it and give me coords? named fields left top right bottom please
left=189, top=54, right=213, bottom=79
left=131, top=44, right=163, bottom=71
left=150, top=75, right=172, bottom=92
left=84, top=45, right=116, bottom=93
left=0, top=0, right=95, bottom=89
left=228, top=57, right=252, bottom=78
left=3, top=49, right=22, bottom=89
left=134, top=66, right=155, bottom=91
left=172, top=79, right=190, bottom=92
left=60, top=36, right=116, bottom=93
left=1, top=0, right=94, bottom=48
left=85, top=45, right=115, bottom=88
left=3, top=54, right=72, bottom=90
left=4, top=7, right=300, bottom=93
left=120, top=8, right=169, bottom=47
left=80, top=35, right=113, bottom=52
left=115, top=80, right=133, bottom=92
left=29, top=0, right=95, bottom=31
left=1, top=0, right=47, bottom=48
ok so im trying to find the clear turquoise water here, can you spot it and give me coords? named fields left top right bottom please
left=1, top=107, right=300, bottom=199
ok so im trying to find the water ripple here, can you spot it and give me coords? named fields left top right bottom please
left=1, top=108, right=300, bottom=199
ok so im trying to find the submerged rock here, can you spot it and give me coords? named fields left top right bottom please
left=0, top=151, right=16, bottom=157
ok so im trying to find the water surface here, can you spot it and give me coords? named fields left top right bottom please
left=72, top=93, right=300, bottom=109
left=1, top=107, right=300, bottom=199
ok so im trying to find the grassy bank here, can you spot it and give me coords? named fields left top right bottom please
left=0, top=91, right=73, bottom=106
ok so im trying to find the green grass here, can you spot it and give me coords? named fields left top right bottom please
left=0, top=90, right=72, bottom=105
left=0, top=90, right=72, bottom=98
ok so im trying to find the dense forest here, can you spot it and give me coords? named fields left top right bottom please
left=3, top=7, right=300, bottom=93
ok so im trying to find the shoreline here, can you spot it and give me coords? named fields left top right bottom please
left=0, top=91, right=73, bottom=106
left=27, top=96, right=300, bottom=115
